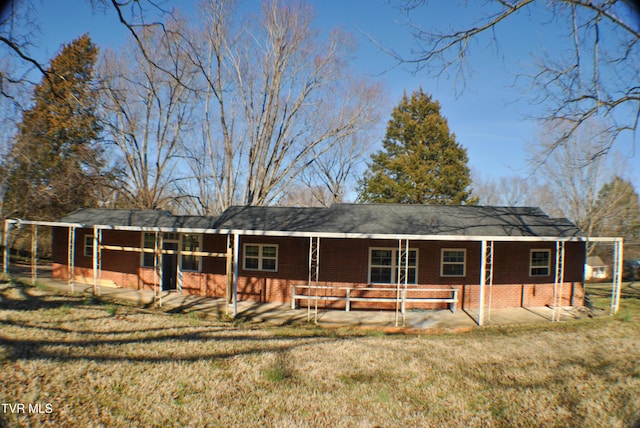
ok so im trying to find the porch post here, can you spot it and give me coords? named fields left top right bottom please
left=232, top=233, right=239, bottom=318
left=478, top=240, right=487, bottom=326
left=226, top=234, right=233, bottom=307
left=307, top=236, right=320, bottom=323
left=2, top=220, right=9, bottom=274
left=553, top=241, right=566, bottom=322
left=68, top=227, right=76, bottom=293
left=395, top=239, right=409, bottom=327
left=158, top=232, right=164, bottom=307
left=92, top=226, right=99, bottom=295
left=485, top=241, right=494, bottom=322
left=612, top=238, right=624, bottom=315
left=31, top=224, right=38, bottom=283
left=177, top=234, right=183, bottom=294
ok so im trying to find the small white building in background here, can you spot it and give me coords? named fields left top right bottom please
left=585, top=256, right=608, bottom=281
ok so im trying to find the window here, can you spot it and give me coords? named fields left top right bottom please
left=243, top=244, right=278, bottom=271
left=141, top=233, right=155, bottom=268
left=181, top=234, right=202, bottom=272
left=441, top=249, right=466, bottom=277
left=84, top=235, right=94, bottom=257
left=368, top=248, right=417, bottom=284
left=530, top=249, right=551, bottom=276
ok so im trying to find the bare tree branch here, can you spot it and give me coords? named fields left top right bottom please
left=390, top=0, right=640, bottom=160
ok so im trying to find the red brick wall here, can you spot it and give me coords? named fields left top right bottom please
left=52, top=228, right=586, bottom=310
left=236, top=236, right=308, bottom=302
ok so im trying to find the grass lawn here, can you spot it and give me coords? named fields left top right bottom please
left=1, top=278, right=639, bottom=427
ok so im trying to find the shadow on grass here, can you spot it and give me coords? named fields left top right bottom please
left=0, top=279, right=84, bottom=312
left=0, top=280, right=341, bottom=364
left=586, top=281, right=640, bottom=299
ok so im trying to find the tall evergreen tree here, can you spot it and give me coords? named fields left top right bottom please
left=1, top=34, right=107, bottom=220
left=359, top=88, right=476, bottom=205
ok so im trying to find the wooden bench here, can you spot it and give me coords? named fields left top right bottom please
left=292, top=285, right=458, bottom=313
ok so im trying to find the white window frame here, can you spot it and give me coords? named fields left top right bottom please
left=83, top=235, right=94, bottom=257
left=440, top=248, right=466, bottom=277
left=243, top=244, right=278, bottom=272
left=368, top=247, right=418, bottom=285
left=141, top=232, right=156, bottom=268
left=181, top=234, right=202, bottom=272
left=530, top=249, right=551, bottom=276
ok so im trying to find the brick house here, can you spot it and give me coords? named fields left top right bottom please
left=47, top=204, right=591, bottom=323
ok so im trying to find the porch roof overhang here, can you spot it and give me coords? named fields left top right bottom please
left=5, top=218, right=621, bottom=243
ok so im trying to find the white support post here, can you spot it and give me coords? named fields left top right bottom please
left=307, top=237, right=313, bottom=321
left=68, top=227, right=76, bottom=293
left=553, top=241, right=566, bottom=322
left=478, top=240, right=487, bottom=326
left=403, top=239, right=409, bottom=321
left=92, top=226, right=99, bottom=296
left=307, top=236, right=320, bottom=323
left=158, top=232, right=164, bottom=307
left=177, top=234, right=183, bottom=294
left=153, top=231, right=159, bottom=306
left=232, top=233, right=239, bottom=318
left=485, top=241, right=494, bottom=322
left=611, top=238, right=624, bottom=315
left=31, top=224, right=38, bottom=283
left=395, top=239, right=408, bottom=327
left=2, top=220, right=9, bottom=274
left=226, top=234, right=233, bottom=315
left=314, top=237, right=321, bottom=323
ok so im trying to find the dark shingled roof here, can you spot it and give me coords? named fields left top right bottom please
left=59, top=204, right=582, bottom=238
left=215, top=204, right=583, bottom=238
left=60, top=208, right=219, bottom=230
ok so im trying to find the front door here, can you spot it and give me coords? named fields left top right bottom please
left=162, top=241, right=178, bottom=291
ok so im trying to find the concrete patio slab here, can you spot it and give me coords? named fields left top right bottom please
left=8, top=267, right=594, bottom=330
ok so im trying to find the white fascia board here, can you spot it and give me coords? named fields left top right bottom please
left=6, top=219, right=623, bottom=243
left=222, top=229, right=594, bottom=242
left=10, top=219, right=84, bottom=228
left=90, top=224, right=233, bottom=235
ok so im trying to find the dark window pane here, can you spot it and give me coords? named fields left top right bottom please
left=371, top=249, right=392, bottom=266
left=262, top=246, right=277, bottom=258
left=407, top=268, right=417, bottom=284
left=371, top=267, right=392, bottom=283
left=443, top=264, right=464, bottom=276
left=531, top=267, right=549, bottom=276
left=245, top=258, right=259, bottom=270
left=262, top=258, right=276, bottom=271
left=182, top=255, right=198, bottom=271
left=245, top=245, right=259, bottom=257
left=443, top=251, right=465, bottom=263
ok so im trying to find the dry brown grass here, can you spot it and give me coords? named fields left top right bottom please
left=1, top=279, right=639, bottom=427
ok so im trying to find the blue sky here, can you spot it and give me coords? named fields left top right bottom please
left=30, top=0, right=640, bottom=190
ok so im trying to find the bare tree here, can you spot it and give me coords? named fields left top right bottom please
left=99, top=16, right=198, bottom=209
left=529, top=120, right=627, bottom=253
left=0, top=0, right=47, bottom=104
left=183, top=0, right=384, bottom=213
left=390, top=0, right=640, bottom=159
left=1, top=1, right=179, bottom=103
left=472, top=171, right=536, bottom=207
